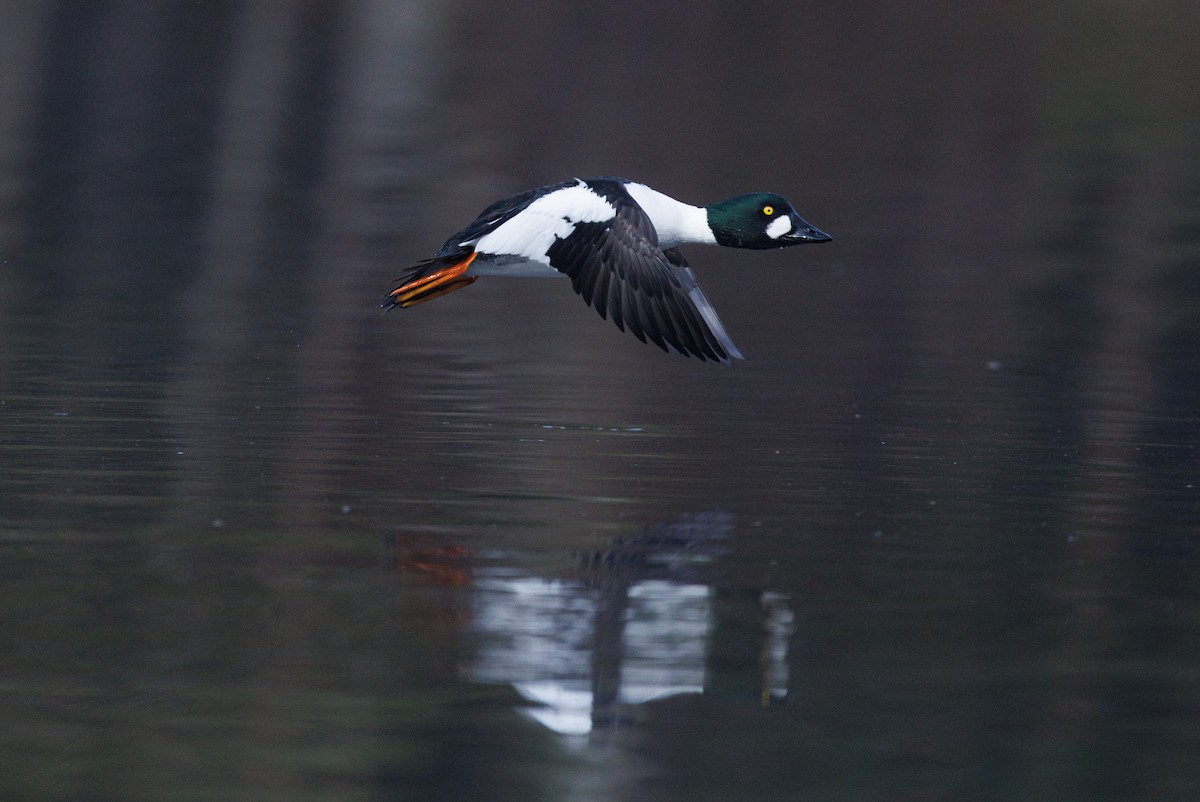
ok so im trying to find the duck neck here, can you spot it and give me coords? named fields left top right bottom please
left=623, top=183, right=717, bottom=248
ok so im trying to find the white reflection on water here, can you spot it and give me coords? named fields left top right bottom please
left=465, top=516, right=794, bottom=739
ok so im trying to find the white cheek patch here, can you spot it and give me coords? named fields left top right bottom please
left=476, top=184, right=616, bottom=263
left=765, top=214, right=792, bottom=240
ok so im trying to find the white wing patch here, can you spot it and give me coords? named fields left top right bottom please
left=766, top=214, right=792, bottom=240
left=474, top=184, right=617, bottom=263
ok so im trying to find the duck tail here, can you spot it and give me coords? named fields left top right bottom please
left=382, top=251, right=479, bottom=309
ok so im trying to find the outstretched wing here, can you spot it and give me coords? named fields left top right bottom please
left=545, top=183, right=744, bottom=363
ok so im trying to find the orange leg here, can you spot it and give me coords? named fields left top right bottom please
left=389, top=252, right=479, bottom=307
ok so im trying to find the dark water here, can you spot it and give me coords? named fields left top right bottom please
left=3, top=2, right=1200, bottom=800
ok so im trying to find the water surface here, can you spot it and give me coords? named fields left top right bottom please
left=2, top=2, right=1199, bottom=800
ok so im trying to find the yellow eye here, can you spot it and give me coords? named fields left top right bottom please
left=763, top=205, right=774, bottom=216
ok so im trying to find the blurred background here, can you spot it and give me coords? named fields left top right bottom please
left=1, top=1, right=1198, bottom=800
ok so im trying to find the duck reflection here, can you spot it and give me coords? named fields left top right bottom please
left=412, top=512, right=797, bottom=741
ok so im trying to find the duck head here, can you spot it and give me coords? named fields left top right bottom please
left=707, top=192, right=832, bottom=250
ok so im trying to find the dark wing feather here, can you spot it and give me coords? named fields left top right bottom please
left=662, top=248, right=745, bottom=362
left=545, top=189, right=744, bottom=363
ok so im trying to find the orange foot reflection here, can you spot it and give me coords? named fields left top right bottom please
left=391, top=533, right=473, bottom=587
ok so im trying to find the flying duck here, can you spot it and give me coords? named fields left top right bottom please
left=383, top=177, right=831, bottom=363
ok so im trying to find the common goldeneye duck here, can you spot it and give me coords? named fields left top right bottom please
left=383, top=177, right=831, bottom=363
